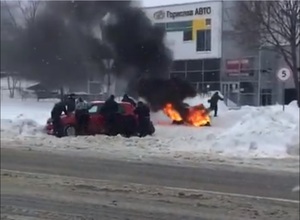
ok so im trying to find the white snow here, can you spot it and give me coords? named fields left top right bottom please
left=1, top=87, right=299, bottom=171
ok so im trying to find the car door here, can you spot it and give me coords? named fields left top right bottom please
left=88, top=103, right=105, bottom=134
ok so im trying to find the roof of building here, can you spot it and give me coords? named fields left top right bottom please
left=143, top=0, right=222, bottom=9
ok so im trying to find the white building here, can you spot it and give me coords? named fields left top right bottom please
left=144, top=1, right=223, bottom=95
left=144, top=1, right=299, bottom=106
left=144, top=1, right=222, bottom=60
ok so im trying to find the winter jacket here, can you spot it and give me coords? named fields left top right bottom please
left=51, top=101, right=68, bottom=119
left=122, top=96, right=136, bottom=107
left=75, top=101, right=89, bottom=110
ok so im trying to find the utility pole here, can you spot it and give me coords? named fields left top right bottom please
left=102, top=59, right=114, bottom=97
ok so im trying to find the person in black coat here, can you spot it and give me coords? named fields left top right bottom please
left=51, top=101, right=68, bottom=137
left=65, top=94, right=76, bottom=113
left=121, top=94, right=136, bottom=107
left=75, top=97, right=90, bottom=135
left=208, top=92, right=224, bottom=117
left=101, top=95, right=119, bottom=134
left=134, top=101, right=151, bottom=137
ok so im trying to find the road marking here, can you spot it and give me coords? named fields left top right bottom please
left=1, top=169, right=299, bottom=204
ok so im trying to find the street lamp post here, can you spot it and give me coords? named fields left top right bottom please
left=257, top=44, right=264, bottom=106
left=102, top=59, right=114, bottom=96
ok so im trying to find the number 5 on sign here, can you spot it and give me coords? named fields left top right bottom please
left=277, top=68, right=291, bottom=81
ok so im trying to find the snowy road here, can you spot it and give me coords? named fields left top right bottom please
left=1, top=148, right=299, bottom=220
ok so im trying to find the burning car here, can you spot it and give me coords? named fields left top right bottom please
left=163, top=103, right=211, bottom=127
left=45, top=101, right=155, bottom=137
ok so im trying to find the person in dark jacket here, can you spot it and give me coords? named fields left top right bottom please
left=134, top=101, right=151, bottom=137
left=208, top=92, right=224, bottom=117
left=51, top=101, right=68, bottom=138
left=75, top=97, right=90, bottom=135
left=65, top=94, right=76, bottom=113
left=101, top=95, right=119, bottom=135
left=121, top=94, right=136, bottom=107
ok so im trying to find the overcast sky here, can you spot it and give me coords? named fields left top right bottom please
left=141, top=0, right=207, bottom=7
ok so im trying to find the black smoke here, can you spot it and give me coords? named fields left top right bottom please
left=2, top=1, right=197, bottom=111
left=138, top=77, right=197, bottom=112
left=103, top=7, right=173, bottom=91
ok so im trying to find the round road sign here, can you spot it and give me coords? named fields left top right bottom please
left=277, top=68, right=291, bottom=81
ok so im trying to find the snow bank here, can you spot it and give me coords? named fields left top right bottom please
left=1, top=96, right=299, bottom=166
left=1, top=98, right=56, bottom=138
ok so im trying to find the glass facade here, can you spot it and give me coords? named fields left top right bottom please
left=155, top=20, right=212, bottom=52
left=170, top=59, right=221, bottom=93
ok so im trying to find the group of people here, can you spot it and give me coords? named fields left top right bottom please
left=51, top=93, right=151, bottom=138
left=101, top=94, right=151, bottom=137
left=51, top=94, right=90, bottom=137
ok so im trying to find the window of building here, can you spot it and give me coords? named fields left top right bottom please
left=166, top=21, right=192, bottom=32
left=205, top=30, right=211, bottom=51
left=240, top=82, right=254, bottom=93
left=154, top=23, right=166, bottom=30
left=205, top=18, right=211, bottom=26
left=183, top=29, right=193, bottom=41
left=171, top=61, right=185, bottom=71
left=206, top=82, right=220, bottom=91
left=186, top=72, right=203, bottom=82
left=203, top=59, right=220, bottom=71
left=186, top=60, right=203, bottom=71
left=196, top=30, right=211, bottom=51
left=170, top=72, right=186, bottom=79
left=203, top=71, right=220, bottom=82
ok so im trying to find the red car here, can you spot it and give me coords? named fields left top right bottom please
left=45, top=101, right=154, bottom=137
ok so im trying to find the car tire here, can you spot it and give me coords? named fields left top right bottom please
left=64, top=125, right=76, bottom=136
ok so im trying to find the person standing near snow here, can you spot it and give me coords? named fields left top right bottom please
left=121, top=94, right=136, bottom=107
left=75, top=97, right=90, bottom=135
left=134, top=101, right=151, bottom=137
left=65, top=94, right=76, bottom=113
left=51, top=101, right=68, bottom=138
left=208, top=92, right=224, bottom=117
left=101, top=95, right=119, bottom=135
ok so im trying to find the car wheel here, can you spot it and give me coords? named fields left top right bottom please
left=64, top=125, right=76, bottom=136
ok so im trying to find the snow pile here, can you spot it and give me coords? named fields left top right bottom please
left=213, top=105, right=299, bottom=158
left=1, top=118, right=44, bottom=137
left=1, top=99, right=56, bottom=138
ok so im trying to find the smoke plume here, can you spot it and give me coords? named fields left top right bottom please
left=138, top=77, right=197, bottom=112
left=2, top=1, right=198, bottom=112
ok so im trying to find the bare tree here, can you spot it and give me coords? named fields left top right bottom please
left=1, top=1, right=21, bottom=98
left=234, top=0, right=300, bottom=106
left=6, top=73, right=20, bottom=98
left=17, top=0, right=40, bottom=26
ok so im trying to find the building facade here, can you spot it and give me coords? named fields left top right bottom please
left=144, top=1, right=222, bottom=94
left=144, top=1, right=298, bottom=106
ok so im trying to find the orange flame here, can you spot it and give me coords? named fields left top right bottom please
left=186, top=104, right=211, bottom=126
left=163, top=103, right=210, bottom=127
left=163, top=103, right=183, bottom=122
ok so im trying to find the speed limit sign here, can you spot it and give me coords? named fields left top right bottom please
left=277, top=68, right=291, bottom=81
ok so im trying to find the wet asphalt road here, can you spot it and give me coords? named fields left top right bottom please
left=1, top=148, right=299, bottom=220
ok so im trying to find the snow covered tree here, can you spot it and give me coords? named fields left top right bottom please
left=234, top=0, right=300, bottom=107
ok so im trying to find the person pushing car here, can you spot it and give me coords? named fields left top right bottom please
left=134, top=101, right=151, bottom=137
left=75, top=97, right=90, bottom=135
left=101, top=95, right=119, bottom=135
left=51, top=100, right=68, bottom=138
left=121, top=94, right=136, bottom=107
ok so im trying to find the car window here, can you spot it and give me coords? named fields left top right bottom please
left=88, top=105, right=98, bottom=114
left=118, top=104, right=126, bottom=114
left=97, top=103, right=104, bottom=113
